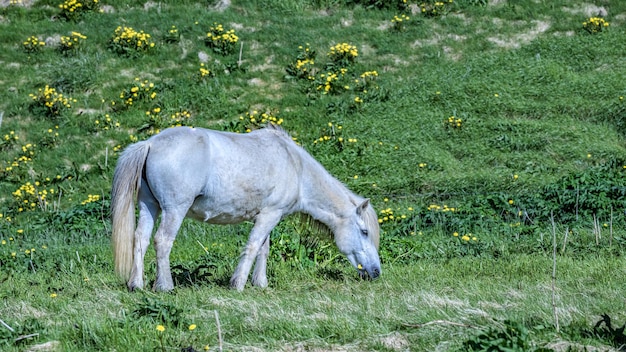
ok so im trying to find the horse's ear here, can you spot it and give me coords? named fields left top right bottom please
left=356, top=199, right=370, bottom=216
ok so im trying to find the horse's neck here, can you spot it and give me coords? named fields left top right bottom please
left=298, top=157, right=356, bottom=231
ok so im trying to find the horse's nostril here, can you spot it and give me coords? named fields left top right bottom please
left=372, top=267, right=380, bottom=278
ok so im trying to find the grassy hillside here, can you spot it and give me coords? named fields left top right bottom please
left=1, top=0, right=625, bottom=351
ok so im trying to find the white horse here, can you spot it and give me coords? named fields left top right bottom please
left=111, top=125, right=381, bottom=291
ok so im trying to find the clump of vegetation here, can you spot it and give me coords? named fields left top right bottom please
left=163, top=25, right=180, bottom=43
left=58, top=0, right=100, bottom=21
left=583, top=17, right=609, bottom=34
left=204, top=22, right=239, bottom=55
left=327, top=42, right=358, bottom=69
left=28, top=85, right=74, bottom=118
left=226, top=109, right=284, bottom=133
left=463, top=320, right=535, bottom=351
left=111, top=78, right=159, bottom=112
left=22, top=35, right=45, bottom=53
left=419, top=0, right=454, bottom=17
left=133, top=296, right=185, bottom=327
left=59, top=31, right=87, bottom=55
left=108, top=26, right=156, bottom=56
left=390, top=13, right=410, bottom=32
left=286, top=43, right=316, bottom=80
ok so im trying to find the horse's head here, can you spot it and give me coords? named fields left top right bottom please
left=335, top=199, right=381, bottom=280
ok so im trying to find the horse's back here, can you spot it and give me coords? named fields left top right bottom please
left=142, top=126, right=303, bottom=221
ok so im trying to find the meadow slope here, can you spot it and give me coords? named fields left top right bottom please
left=0, top=0, right=625, bottom=351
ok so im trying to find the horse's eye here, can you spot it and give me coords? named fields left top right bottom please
left=361, top=229, right=368, bottom=237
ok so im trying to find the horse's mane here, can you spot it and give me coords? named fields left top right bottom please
left=264, top=123, right=293, bottom=140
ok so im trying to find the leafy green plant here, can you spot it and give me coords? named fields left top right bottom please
left=0, top=317, right=44, bottom=348
left=591, top=314, right=626, bottom=349
left=540, top=160, right=626, bottom=223
left=463, top=320, right=532, bottom=351
left=132, top=296, right=185, bottom=327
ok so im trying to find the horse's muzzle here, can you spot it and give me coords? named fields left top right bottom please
left=359, top=266, right=381, bottom=280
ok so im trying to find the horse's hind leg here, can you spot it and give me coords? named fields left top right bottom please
left=231, top=211, right=282, bottom=291
left=251, top=236, right=270, bottom=288
left=153, top=207, right=187, bottom=292
left=128, top=182, right=160, bottom=291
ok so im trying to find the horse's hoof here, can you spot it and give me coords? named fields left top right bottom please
left=229, top=278, right=246, bottom=292
left=127, top=281, right=144, bottom=292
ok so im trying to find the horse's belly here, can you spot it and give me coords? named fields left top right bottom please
left=187, top=196, right=260, bottom=224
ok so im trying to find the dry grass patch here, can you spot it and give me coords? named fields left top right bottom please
left=561, top=3, right=608, bottom=18
left=488, top=20, right=551, bottom=49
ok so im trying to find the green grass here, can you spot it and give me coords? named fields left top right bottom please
left=1, top=0, right=626, bottom=350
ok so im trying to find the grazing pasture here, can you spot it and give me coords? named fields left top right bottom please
left=0, top=0, right=625, bottom=350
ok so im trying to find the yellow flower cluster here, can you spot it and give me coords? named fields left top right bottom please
left=391, top=14, right=410, bottom=31
left=312, top=122, right=360, bottom=146
left=164, top=25, right=180, bottom=43
left=444, top=116, right=462, bottom=129
left=60, top=31, right=87, bottom=53
left=239, top=110, right=283, bottom=132
left=356, top=71, right=379, bottom=90
left=59, top=0, right=84, bottom=13
left=170, top=110, right=192, bottom=126
left=453, top=232, right=477, bottom=242
left=286, top=43, right=316, bottom=79
left=81, top=194, right=100, bottom=205
left=420, top=0, right=453, bottom=17
left=198, top=63, right=212, bottom=78
left=117, top=78, right=157, bottom=108
left=583, top=17, right=609, bottom=34
left=360, top=71, right=378, bottom=80
left=205, top=23, right=239, bottom=55
left=378, top=207, right=412, bottom=224
left=428, top=204, right=456, bottom=212
left=94, top=114, right=120, bottom=131
left=23, top=36, right=45, bottom=53
left=3, top=143, right=35, bottom=173
left=2, top=131, right=19, bottom=147
left=295, top=59, right=315, bottom=75
left=29, top=85, right=74, bottom=117
left=58, top=0, right=100, bottom=20
left=328, top=43, right=358, bottom=64
left=392, top=14, right=410, bottom=23
left=12, top=181, right=56, bottom=212
left=110, top=26, right=155, bottom=54
left=317, top=68, right=349, bottom=94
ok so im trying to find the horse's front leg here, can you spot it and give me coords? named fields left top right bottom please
left=251, top=236, right=270, bottom=288
left=153, top=209, right=186, bottom=292
left=231, top=212, right=281, bottom=291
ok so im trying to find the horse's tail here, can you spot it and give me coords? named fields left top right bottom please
left=111, top=141, right=150, bottom=282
